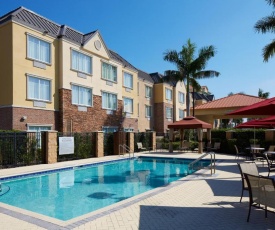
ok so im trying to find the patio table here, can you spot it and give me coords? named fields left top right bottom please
left=246, top=147, right=265, bottom=161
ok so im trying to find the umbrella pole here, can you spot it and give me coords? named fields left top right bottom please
left=254, top=126, right=255, bottom=146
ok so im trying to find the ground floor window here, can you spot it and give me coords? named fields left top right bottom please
left=28, top=125, right=52, bottom=147
left=124, top=128, right=134, bottom=132
left=102, top=126, right=118, bottom=133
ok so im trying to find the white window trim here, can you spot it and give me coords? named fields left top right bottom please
left=101, top=91, right=118, bottom=110
left=71, top=48, right=93, bottom=75
left=101, top=61, right=118, bottom=83
left=123, top=97, right=134, bottom=114
left=71, top=83, right=93, bottom=107
left=123, top=71, right=133, bottom=89
left=178, top=92, right=185, bottom=104
left=26, top=33, right=51, bottom=65
left=26, top=74, right=52, bottom=102
left=145, top=105, right=152, bottom=118
left=165, top=88, right=172, bottom=101
left=166, top=107, right=173, bottom=119
left=145, top=85, right=153, bottom=98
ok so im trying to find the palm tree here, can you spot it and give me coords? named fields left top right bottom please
left=255, top=0, right=275, bottom=62
left=163, top=39, right=220, bottom=116
left=258, top=88, right=270, bottom=98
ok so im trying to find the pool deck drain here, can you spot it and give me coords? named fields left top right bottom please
left=0, top=152, right=275, bottom=230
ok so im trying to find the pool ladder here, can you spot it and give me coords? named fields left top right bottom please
left=119, top=144, right=134, bottom=158
left=188, top=152, right=216, bottom=175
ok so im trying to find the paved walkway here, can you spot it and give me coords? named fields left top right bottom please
left=0, top=152, right=274, bottom=230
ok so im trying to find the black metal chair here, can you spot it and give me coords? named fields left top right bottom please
left=263, top=153, right=275, bottom=177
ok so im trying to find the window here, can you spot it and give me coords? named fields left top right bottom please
left=179, top=109, right=185, bottom=119
left=102, top=92, right=117, bottom=110
left=27, top=35, right=50, bottom=64
left=179, top=92, right=185, bottom=104
left=72, top=85, right=92, bottom=106
left=166, top=88, right=172, bottom=101
left=27, top=76, right=50, bottom=101
left=102, top=62, right=117, bottom=82
left=145, top=105, right=152, bottom=117
left=124, top=72, right=133, bottom=89
left=124, top=128, right=134, bottom=132
left=123, top=97, right=133, bottom=113
left=28, top=125, right=51, bottom=148
left=71, top=50, right=92, bottom=74
left=145, top=86, right=152, bottom=98
left=102, top=126, right=118, bottom=133
left=166, top=107, right=173, bottom=119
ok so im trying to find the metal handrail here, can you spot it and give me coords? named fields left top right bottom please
left=188, top=152, right=216, bottom=175
left=119, top=144, right=134, bottom=158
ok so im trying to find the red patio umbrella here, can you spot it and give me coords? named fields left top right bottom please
left=227, top=97, right=275, bottom=116
left=168, top=116, right=212, bottom=129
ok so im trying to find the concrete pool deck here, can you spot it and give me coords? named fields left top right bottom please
left=0, top=151, right=274, bottom=230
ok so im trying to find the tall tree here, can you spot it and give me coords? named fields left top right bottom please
left=258, top=88, right=270, bottom=98
left=255, top=0, right=275, bottom=61
left=163, top=39, right=220, bottom=116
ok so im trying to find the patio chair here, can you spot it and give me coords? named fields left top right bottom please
left=237, top=162, right=259, bottom=202
left=244, top=173, right=275, bottom=222
left=234, top=145, right=248, bottom=160
left=137, top=142, right=147, bottom=152
left=179, top=141, right=190, bottom=152
left=251, top=144, right=265, bottom=165
left=211, top=142, right=220, bottom=152
left=263, top=153, right=275, bottom=177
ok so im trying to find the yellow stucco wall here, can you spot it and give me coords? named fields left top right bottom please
left=138, top=80, right=154, bottom=131
left=12, top=22, right=58, bottom=110
left=0, top=22, right=13, bottom=105
left=173, top=81, right=187, bottom=121
left=154, top=83, right=173, bottom=105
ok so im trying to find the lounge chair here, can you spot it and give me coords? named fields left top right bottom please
left=237, top=162, right=259, bottom=202
left=244, top=173, right=275, bottom=222
left=137, top=142, right=147, bottom=152
left=211, top=142, right=220, bottom=152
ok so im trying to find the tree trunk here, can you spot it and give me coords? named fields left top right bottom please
left=186, top=76, right=190, bottom=116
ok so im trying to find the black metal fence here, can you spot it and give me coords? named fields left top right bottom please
left=104, top=132, right=114, bottom=156
left=57, top=132, right=96, bottom=162
left=0, top=132, right=44, bottom=168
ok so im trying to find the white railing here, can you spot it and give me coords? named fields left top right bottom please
left=188, top=152, right=216, bottom=175
left=119, top=144, right=134, bottom=158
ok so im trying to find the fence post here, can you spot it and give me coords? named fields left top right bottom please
left=43, top=131, right=57, bottom=164
left=128, top=132, right=134, bottom=153
left=96, top=131, right=104, bottom=157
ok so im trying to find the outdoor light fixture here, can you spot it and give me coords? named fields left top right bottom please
left=22, top=116, right=27, bottom=120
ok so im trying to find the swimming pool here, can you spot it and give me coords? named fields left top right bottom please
left=0, top=157, right=210, bottom=221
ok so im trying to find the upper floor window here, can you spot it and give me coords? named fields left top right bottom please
left=123, top=97, right=133, bottom=113
left=102, top=62, right=117, bottom=82
left=71, top=50, right=92, bottom=74
left=145, top=86, right=152, bottom=98
left=102, top=92, right=117, bottom=110
left=166, top=88, right=172, bottom=101
left=145, top=105, right=152, bottom=117
left=27, top=35, right=50, bottom=64
left=166, top=107, right=173, bottom=119
left=124, top=72, right=133, bottom=89
left=179, top=109, right=185, bottom=119
left=27, top=76, right=50, bottom=101
left=179, top=92, right=185, bottom=104
left=72, top=85, right=92, bottom=106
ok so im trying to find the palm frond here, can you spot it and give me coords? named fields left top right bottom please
left=190, top=46, right=217, bottom=72
left=255, top=13, right=275, bottom=33
left=193, top=70, right=220, bottom=79
left=266, top=0, right=275, bottom=7
left=163, top=50, right=179, bottom=64
left=262, top=39, right=275, bottom=61
left=163, top=70, right=183, bottom=82
left=189, top=78, right=201, bottom=91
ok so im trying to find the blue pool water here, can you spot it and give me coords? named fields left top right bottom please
left=0, top=157, right=210, bottom=220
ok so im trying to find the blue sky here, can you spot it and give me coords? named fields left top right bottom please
left=1, top=0, right=274, bottom=99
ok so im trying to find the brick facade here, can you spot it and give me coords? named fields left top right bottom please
left=0, top=106, right=58, bottom=131
left=59, top=88, right=135, bottom=132
left=154, top=102, right=173, bottom=133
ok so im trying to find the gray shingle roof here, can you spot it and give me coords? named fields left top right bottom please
left=149, top=72, right=175, bottom=86
left=192, top=92, right=214, bottom=102
left=109, top=50, right=137, bottom=71
left=138, top=70, right=154, bottom=83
